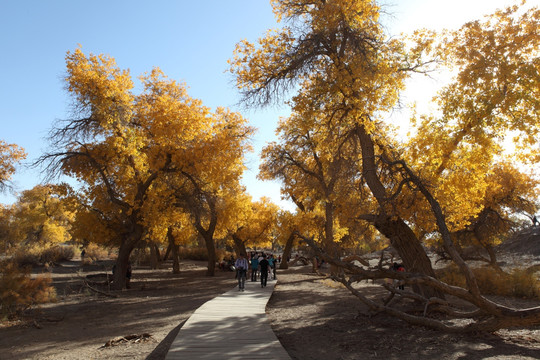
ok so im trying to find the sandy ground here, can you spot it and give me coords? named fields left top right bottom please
left=0, top=260, right=236, bottom=360
left=1, top=252, right=540, bottom=360
left=268, top=265, right=540, bottom=360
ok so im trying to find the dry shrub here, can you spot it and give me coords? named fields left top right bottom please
left=177, top=247, right=232, bottom=261
left=507, top=268, right=540, bottom=298
left=216, top=249, right=234, bottom=262
left=12, top=250, right=41, bottom=267
left=436, top=264, right=540, bottom=299
left=0, top=261, right=56, bottom=320
left=179, top=247, right=208, bottom=261
left=40, top=245, right=74, bottom=263
left=83, top=243, right=112, bottom=263
left=12, top=245, right=75, bottom=266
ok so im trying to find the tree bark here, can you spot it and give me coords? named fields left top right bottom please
left=149, top=243, right=160, bottom=269
left=167, top=227, right=180, bottom=274
left=232, top=234, right=247, bottom=258
left=373, top=216, right=440, bottom=295
left=112, top=227, right=142, bottom=290
left=203, top=233, right=216, bottom=276
left=163, top=243, right=172, bottom=261
left=279, top=232, right=296, bottom=269
left=356, top=125, right=442, bottom=298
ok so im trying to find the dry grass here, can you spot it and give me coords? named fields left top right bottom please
left=436, top=264, right=540, bottom=299
left=0, top=261, right=56, bottom=320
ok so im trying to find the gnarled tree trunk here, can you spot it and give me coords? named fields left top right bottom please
left=356, top=125, right=442, bottom=298
left=112, top=224, right=143, bottom=290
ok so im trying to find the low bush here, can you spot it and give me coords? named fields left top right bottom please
left=0, top=261, right=56, bottom=320
left=82, top=243, right=113, bottom=263
left=12, top=245, right=75, bottom=267
left=12, top=250, right=40, bottom=267
left=436, top=264, right=540, bottom=299
left=40, top=245, right=74, bottom=263
left=179, top=247, right=208, bottom=261
left=177, top=247, right=233, bottom=262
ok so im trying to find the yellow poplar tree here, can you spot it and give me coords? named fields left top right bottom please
left=40, top=48, right=252, bottom=286
left=404, top=4, right=540, bottom=260
left=167, top=108, right=254, bottom=276
left=230, top=0, right=441, bottom=288
left=227, top=196, right=280, bottom=256
left=232, top=0, right=540, bottom=331
left=8, top=184, right=75, bottom=250
left=0, top=140, right=26, bottom=193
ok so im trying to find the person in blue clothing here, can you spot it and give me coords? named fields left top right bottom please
left=250, top=253, right=259, bottom=282
left=269, top=254, right=277, bottom=280
left=259, top=254, right=270, bottom=288
left=267, top=254, right=274, bottom=280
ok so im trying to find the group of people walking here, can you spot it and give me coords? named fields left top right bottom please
left=234, top=252, right=279, bottom=291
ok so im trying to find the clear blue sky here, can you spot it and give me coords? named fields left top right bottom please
left=0, top=0, right=528, bottom=208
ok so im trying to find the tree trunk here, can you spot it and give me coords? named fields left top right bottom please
left=112, top=239, right=135, bottom=290
left=111, top=219, right=145, bottom=290
left=197, top=233, right=205, bottom=248
left=149, top=243, right=160, bottom=269
left=203, top=233, right=217, bottom=276
left=232, top=234, right=247, bottom=258
left=167, top=227, right=180, bottom=274
left=484, top=243, right=503, bottom=273
left=324, top=201, right=342, bottom=274
left=356, top=125, right=442, bottom=298
left=163, top=243, right=172, bottom=261
left=280, top=232, right=296, bottom=269
left=374, top=216, right=441, bottom=296
left=172, top=243, right=180, bottom=274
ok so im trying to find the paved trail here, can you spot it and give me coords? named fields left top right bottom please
left=165, top=278, right=291, bottom=359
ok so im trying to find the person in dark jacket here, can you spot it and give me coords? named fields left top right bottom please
left=259, top=254, right=270, bottom=288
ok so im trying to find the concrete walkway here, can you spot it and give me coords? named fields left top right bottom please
left=165, top=278, right=291, bottom=360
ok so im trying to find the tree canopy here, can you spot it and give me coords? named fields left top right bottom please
left=230, top=0, right=540, bottom=332
left=38, top=48, right=254, bottom=285
left=0, top=141, right=26, bottom=193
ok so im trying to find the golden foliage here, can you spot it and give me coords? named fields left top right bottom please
left=405, top=3, right=540, bottom=235
left=234, top=0, right=539, bottom=258
left=0, top=140, right=26, bottom=190
left=51, top=48, right=255, bottom=259
left=8, top=184, right=75, bottom=247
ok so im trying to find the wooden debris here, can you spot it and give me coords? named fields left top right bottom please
left=101, top=333, right=153, bottom=347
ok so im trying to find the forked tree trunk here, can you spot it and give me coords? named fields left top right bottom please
left=197, top=233, right=205, bottom=248
left=356, top=125, right=443, bottom=298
